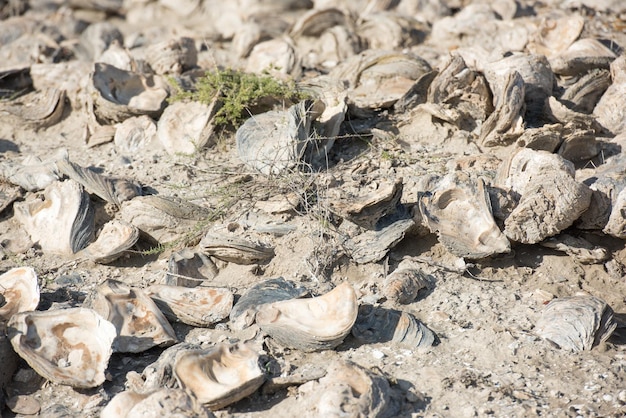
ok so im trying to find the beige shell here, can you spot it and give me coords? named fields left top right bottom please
left=357, top=12, right=427, bottom=50
left=97, top=40, right=134, bottom=71
left=0, top=267, right=40, bottom=322
left=418, top=172, right=510, bottom=259
left=256, top=282, right=358, bottom=352
left=118, top=195, right=210, bottom=244
left=174, top=343, right=265, bottom=410
left=87, top=279, right=177, bottom=353
left=345, top=218, right=415, bottom=264
left=157, top=99, right=219, bottom=155
left=551, top=38, right=616, bottom=76
left=145, top=37, right=197, bottom=75
left=0, top=88, right=66, bottom=128
left=114, top=115, right=158, bottom=156
left=199, top=231, right=275, bottom=265
left=535, top=295, right=616, bottom=351
left=479, top=70, right=525, bottom=147
left=81, top=220, right=140, bottom=264
left=593, top=56, right=626, bottom=135
left=604, top=188, right=626, bottom=238
left=527, top=14, right=585, bottom=58
left=245, top=38, right=302, bottom=79
left=14, top=179, right=95, bottom=255
left=101, top=388, right=213, bottom=418
left=145, top=285, right=233, bottom=327
left=0, top=150, right=64, bottom=192
left=90, top=63, right=169, bottom=124
left=382, top=263, right=429, bottom=304
left=7, top=307, right=116, bottom=388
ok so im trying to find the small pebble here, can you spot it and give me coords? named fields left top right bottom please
left=7, top=395, right=41, bottom=415
left=617, top=390, right=626, bottom=403
left=602, top=394, right=612, bottom=402
left=371, top=349, right=385, bottom=359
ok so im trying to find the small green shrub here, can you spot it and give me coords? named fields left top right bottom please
left=170, top=68, right=305, bottom=127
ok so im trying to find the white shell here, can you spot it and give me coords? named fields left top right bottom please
left=0, top=267, right=40, bottom=322
left=157, top=99, right=219, bottom=155
left=256, top=282, right=358, bottom=351
left=7, top=308, right=116, bottom=388
left=81, top=220, right=140, bottom=264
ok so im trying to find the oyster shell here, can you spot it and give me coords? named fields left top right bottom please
left=382, top=262, right=429, bottom=304
left=174, top=343, right=265, bottom=410
left=535, top=295, right=617, bottom=352
left=81, top=219, right=140, bottom=264
left=7, top=307, right=116, bottom=388
left=236, top=100, right=314, bottom=176
left=229, top=277, right=308, bottom=330
left=0, top=150, right=64, bottom=192
left=357, top=12, right=427, bottom=50
left=101, top=389, right=213, bottom=418
left=166, top=248, right=218, bottom=287
left=78, top=21, right=124, bottom=61
left=418, top=172, right=510, bottom=259
left=352, top=305, right=437, bottom=349
left=593, top=55, right=626, bottom=134
left=157, top=98, right=220, bottom=155
left=199, top=231, right=275, bottom=265
left=0, top=88, right=66, bottom=128
left=114, top=115, right=158, bottom=156
left=145, top=37, right=197, bottom=75
left=14, top=179, right=95, bottom=255
left=479, top=70, right=525, bottom=146
left=0, top=267, right=40, bottom=322
left=345, top=218, right=415, bottom=264
left=245, top=38, right=301, bottom=79
left=256, top=282, right=358, bottom=352
left=86, top=279, right=177, bottom=353
left=604, top=188, right=626, bottom=238
left=145, top=285, right=233, bottom=327
left=90, top=63, right=169, bottom=124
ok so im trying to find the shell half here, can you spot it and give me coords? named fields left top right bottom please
left=0, top=267, right=40, bottom=322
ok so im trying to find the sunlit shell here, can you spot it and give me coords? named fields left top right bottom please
left=382, top=264, right=429, bottom=304
left=0, top=267, right=39, bottom=322
left=551, top=38, right=616, bottom=76
left=352, top=305, right=436, bottom=349
left=7, top=307, right=116, bottom=388
left=604, top=188, right=626, bottom=238
left=328, top=178, right=403, bottom=229
left=345, top=218, right=415, bottom=264
left=81, top=220, right=139, bottom=264
left=199, top=231, right=275, bottom=265
left=157, top=99, right=219, bottom=155
left=101, top=388, right=213, bottom=418
left=559, top=68, right=611, bottom=114
left=118, top=195, right=210, bottom=244
left=114, top=115, right=158, bottom=156
left=14, top=179, right=95, bottom=255
left=540, top=234, right=608, bottom=264
left=515, top=123, right=563, bottom=152
left=256, top=282, right=358, bottom=352
left=357, top=12, right=427, bottom=50
left=236, top=100, right=314, bottom=175
left=0, top=88, right=66, bottom=128
left=418, top=171, right=510, bottom=259
left=86, top=279, right=177, bottom=353
left=78, top=21, right=124, bottom=60
left=97, top=39, right=134, bottom=71
left=145, top=37, right=197, bottom=75
left=229, top=277, right=308, bottom=330
left=174, top=343, right=265, bottom=410
left=90, top=63, right=169, bottom=124
left=0, top=150, right=65, bottom=192
left=145, top=285, right=233, bottom=327
left=245, top=38, right=301, bottom=79
left=479, top=71, right=525, bottom=147
left=593, top=56, right=626, bottom=135
left=56, top=158, right=141, bottom=206
left=166, top=248, right=218, bottom=287
left=535, top=295, right=616, bottom=351
left=527, top=15, right=584, bottom=58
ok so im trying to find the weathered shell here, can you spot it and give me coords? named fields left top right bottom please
left=81, top=220, right=140, bottom=264
left=145, top=37, right=197, bottom=75
left=515, top=123, right=563, bottom=152
left=604, top=188, right=626, bottom=238
left=358, top=12, right=427, bottom=49
left=56, top=158, right=141, bottom=206
left=78, top=21, right=124, bottom=61
left=0, top=88, right=66, bottom=128
left=418, top=171, right=510, bottom=259
left=593, top=56, right=626, bottom=134
left=145, top=285, right=233, bottom=327
left=86, top=279, right=177, bottom=353
left=90, top=63, right=169, bottom=124
left=199, top=231, right=275, bottom=265
left=114, top=115, right=158, bottom=156
left=157, top=99, right=219, bottom=155
left=256, top=281, right=358, bottom=352
left=540, top=234, right=608, bottom=264
left=0, top=150, right=65, bottom=192
left=557, top=128, right=599, bottom=162
left=245, top=38, right=302, bottom=79
left=535, top=295, right=617, bottom=352
left=298, top=360, right=393, bottom=418
left=352, top=305, right=436, bottom=349
left=229, top=277, right=308, bottom=330
left=166, top=248, right=218, bottom=287
left=98, top=40, right=134, bottom=71
left=236, top=100, right=314, bottom=175
left=496, top=148, right=592, bottom=244
left=118, top=195, right=210, bottom=244
left=551, top=38, right=616, bottom=76
left=174, top=343, right=265, bottom=410
left=328, top=178, right=403, bottom=229
left=101, top=389, right=214, bottom=418
left=14, top=179, right=95, bottom=255
left=0, top=181, right=21, bottom=214
left=527, top=14, right=584, bottom=58
left=382, top=264, right=429, bottom=304
left=0, top=267, right=40, bottom=322
left=345, top=218, right=415, bottom=264
left=559, top=68, right=611, bottom=114
left=479, top=70, right=525, bottom=146
left=7, top=307, right=116, bottom=388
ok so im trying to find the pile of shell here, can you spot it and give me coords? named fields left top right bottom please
left=1, top=0, right=625, bottom=415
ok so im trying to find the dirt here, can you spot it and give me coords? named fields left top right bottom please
left=1, top=1, right=626, bottom=417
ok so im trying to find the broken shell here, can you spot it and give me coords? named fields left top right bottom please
left=604, top=188, right=626, bottom=238
left=418, top=172, right=510, bottom=259
left=236, top=100, right=314, bottom=176
left=593, top=56, right=626, bottom=135
left=114, top=115, right=158, bottom=156
left=357, top=12, right=427, bottom=50
left=81, top=220, right=140, bottom=264
left=118, top=195, right=210, bottom=244
left=102, top=389, right=213, bottom=418
left=551, top=38, right=616, bottom=77
left=145, top=285, right=233, bottom=327
left=145, top=37, right=197, bottom=75
left=166, top=248, right=218, bottom=287
left=245, top=38, right=301, bottom=79
left=0, top=88, right=66, bottom=128
left=527, top=14, right=584, bottom=58
left=479, top=70, right=525, bottom=147
left=256, top=282, right=358, bottom=352
left=540, top=234, right=608, bottom=264
left=174, top=343, right=265, bottom=410
left=327, top=178, right=403, bottom=229
left=559, top=68, right=611, bottom=114
left=7, top=307, right=116, bottom=388
left=382, top=264, right=429, bottom=304
left=535, top=295, right=617, bottom=351
left=14, top=179, right=95, bottom=255
left=157, top=98, right=219, bottom=155
left=86, top=279, right=177, bottom=353
left=345, top=218, right=415, bottom=264
left=199, top=231, right=275, bottom=265
left=0, top=267, right=40, bottom=322
left=90, top=63, right=169, bottom=124
left=0, top=151, right=64, bottom=192
left=229, top=277, right=308, bottom=330
left=352, top=305, right=436, bottom=349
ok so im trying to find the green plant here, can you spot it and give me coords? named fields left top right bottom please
left=169, top=68, right=305, bottom=128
